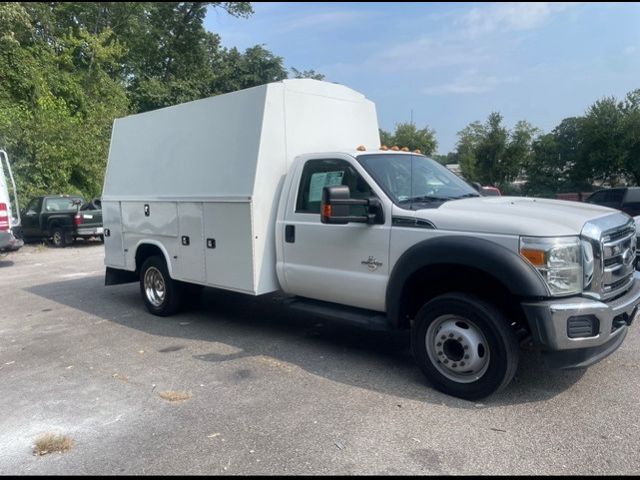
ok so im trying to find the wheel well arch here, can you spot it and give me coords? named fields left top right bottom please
left=134, top=241, right=173, bottom=277
left=392, top=264, right=529, bottom=331
left=386, top=236, right=549, bottom=331
left=47, top=219, right=62, bottom=231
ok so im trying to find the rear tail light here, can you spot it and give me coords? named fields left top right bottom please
left=73, top=213, right=82, bottom=226
left=0, top=202, right=8, bottom=231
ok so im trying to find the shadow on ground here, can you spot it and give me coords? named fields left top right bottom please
left=21, top=238, right=103, bottom=249
left=26, top=274, right=586, bottom=408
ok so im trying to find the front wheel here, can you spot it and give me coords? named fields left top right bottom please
left=139, top=256, right=183, bottom=316
left=411, top=293, right=519, bottom=400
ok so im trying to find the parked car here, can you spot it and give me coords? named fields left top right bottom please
left=470, top=182, right=501, bottom=196
left=585, top=187, right=640, bottom=216
left=0, top=150, right=23, bottom=255
left=103, top=79, right=639, bottom=400
left=21, top=195, right=103, bottom=247
left=586, top=187, right=640, bottom=268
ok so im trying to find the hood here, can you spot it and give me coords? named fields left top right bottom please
left=415, top=196, right=625, bottom=236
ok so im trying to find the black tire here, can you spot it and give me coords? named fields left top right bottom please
left=411, top=293, right=519, bottom=400
left=139, top=255, right=183, bottom=316
left=98, top=234, right=105, bottom=243
left=51, top=227, right=70, bottom=248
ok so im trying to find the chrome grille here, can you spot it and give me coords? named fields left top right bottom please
left=582, top=213, right=636, bottom=302
left=599, top=224, right=636, bottom=300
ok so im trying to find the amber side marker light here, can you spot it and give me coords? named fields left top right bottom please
left=321, top=204, right=332, bottom=220
left=520, top=249, right=545, bottom=266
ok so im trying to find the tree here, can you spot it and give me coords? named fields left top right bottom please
left=455, top=113, right=536, bottom=189
left=0, top=5, right=129, bottom=205
left=391, top=122, right=437, bottom=155
left=621, top=89, right=640, bottom=184
left=455, top=121, right=484, bottom=180
left=290, top=67, right=324, bottom=80
left=379, top=128, right=393, bottom=147
left=0, top=2, right=325, bottom=205
left=378, top=123, right=438, bottom=155
left=581, top=96, right=627, bottom=186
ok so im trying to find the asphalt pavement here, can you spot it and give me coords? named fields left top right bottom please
left=0, top=243, right=639, bottom=475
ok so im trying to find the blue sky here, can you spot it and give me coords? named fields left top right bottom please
left=204, top=2, right=640, bottom=154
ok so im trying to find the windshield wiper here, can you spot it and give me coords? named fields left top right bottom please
left=450, top=193, right=481, bottom=200
left=399, top=195, right=452, bottom=204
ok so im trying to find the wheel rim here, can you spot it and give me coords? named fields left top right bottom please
left=144, top=267, right=166, bottom=307
left=53, top=231, right=62, bottom=245
left=425, top=314, right=490, bottom=383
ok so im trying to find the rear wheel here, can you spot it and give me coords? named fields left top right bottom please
left=51, top=228, right=71, bottom=248
left=139, top=256, right=183, bottom=316
left=411, top=293, right=519, bottom=400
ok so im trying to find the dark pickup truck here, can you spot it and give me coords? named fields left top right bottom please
left=21, top=195, right=103, bottom=247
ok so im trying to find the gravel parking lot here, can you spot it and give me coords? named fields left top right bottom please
left=1, top=243, right=639, bottom=475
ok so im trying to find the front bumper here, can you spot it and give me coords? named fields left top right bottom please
left=521, top=275, right=640, bottom=368
left=0, top=231, right=24, bottom=253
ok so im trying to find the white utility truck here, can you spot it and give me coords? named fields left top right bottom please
left=0, top=150, right=23, bottom=255
left=103, top=79, right=639, bottom=399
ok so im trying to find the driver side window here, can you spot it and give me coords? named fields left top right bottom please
left=26, top=198, right=41, bottom=214
left=296, top=159, right=374, bottom=216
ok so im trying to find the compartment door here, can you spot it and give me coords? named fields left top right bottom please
left=203, top=202, right=254, bottom=293
left=103, top=201, right=125, bottom=268
left=176, top=202, right=206, bottom=283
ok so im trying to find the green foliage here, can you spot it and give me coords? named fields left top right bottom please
left=521, top=91, right=640, bottom=196
left=431, top=152, right=458, bottom=165
left=0, top=2, right=323, bottom=206
left=455, top=114, right=537, bottom=189
left=379, top=122, right=438, bottom=156
left=290, top=68, right=325, bottom=80
left=0, top=3, right=128, bottom=204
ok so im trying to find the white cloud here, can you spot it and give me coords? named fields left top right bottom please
left=457, top=2, right=580, bottom=37
left=277, top=10, right=374, bottom=34
left=423, top=73, right=520, bottom=95
left=373, top=37, right=491, bottom=71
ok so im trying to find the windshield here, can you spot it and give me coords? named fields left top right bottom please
left=357, top=154, right=479, bottom=209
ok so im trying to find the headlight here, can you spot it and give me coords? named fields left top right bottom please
left=520, top=236, right=583, bottom=296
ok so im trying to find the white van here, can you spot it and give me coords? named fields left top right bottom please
left=0, top=150, right=23, bottom=254
left=102, top=79, right=639, bottom=399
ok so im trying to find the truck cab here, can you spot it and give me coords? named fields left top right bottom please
left=275, top=149, right=639, bottom=398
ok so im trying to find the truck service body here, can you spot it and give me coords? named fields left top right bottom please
left=103, top=79, right=639, bottom=399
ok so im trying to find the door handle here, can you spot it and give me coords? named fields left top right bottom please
left=285, top=225, right=295, bottom=243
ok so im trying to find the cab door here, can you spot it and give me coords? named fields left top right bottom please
left=21, top=197, right=42, bottom=237
left=281, top=156, right=391, bottom=312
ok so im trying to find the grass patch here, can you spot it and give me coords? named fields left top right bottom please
left=159, top=390, right=191, bottom=402
left=33, top=433, right=73, bottom=456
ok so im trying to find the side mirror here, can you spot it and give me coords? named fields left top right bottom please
left=320, top=185, right=384, bottom=225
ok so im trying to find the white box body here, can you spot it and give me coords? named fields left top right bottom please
left=102, top=79, right=380, bottom=294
